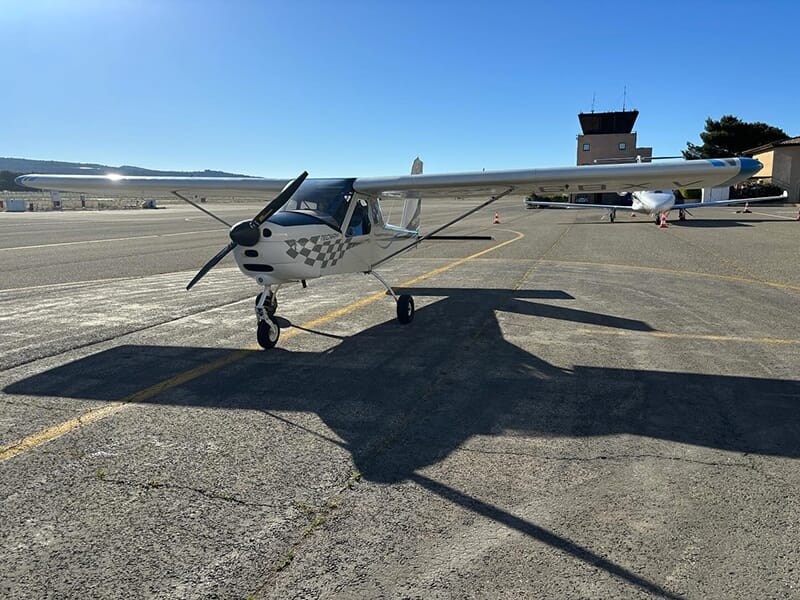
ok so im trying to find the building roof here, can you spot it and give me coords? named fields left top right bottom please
left=744, top=136, right=800, bottom=155
left=578, top=110, right=638, bottom=135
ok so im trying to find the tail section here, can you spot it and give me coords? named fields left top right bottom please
left=400, top=157, right=422, bottom=230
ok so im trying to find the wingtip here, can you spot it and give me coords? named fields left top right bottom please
left=739, top=157, right=763, bottom=177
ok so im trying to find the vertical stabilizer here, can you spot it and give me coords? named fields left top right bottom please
left=400, top=157, right=423, bottom=230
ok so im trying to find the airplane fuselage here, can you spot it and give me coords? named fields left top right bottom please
left=630, top=190, right=676, bottom=216
left=231, top=189, right=417, bottom=287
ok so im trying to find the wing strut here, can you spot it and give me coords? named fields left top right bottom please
left=371, top=187, right=513, bottom=269
left=172, top=191, right=232, bottom=227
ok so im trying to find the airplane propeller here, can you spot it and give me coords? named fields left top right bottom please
left=186, top=171, right=308, bottom=290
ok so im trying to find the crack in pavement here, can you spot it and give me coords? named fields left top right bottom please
left=454, top=446, right=756, bottom=469
left=94, top=476, right=282, bottom=508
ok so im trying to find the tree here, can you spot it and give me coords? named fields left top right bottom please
left=683, top=115, right=789, bottom=159
left=0, top=171, right=29, bottom=192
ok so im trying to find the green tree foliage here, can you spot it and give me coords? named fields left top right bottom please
left=0, top=171, right=29, bottom=191
left=683, top=115, right=788, bottom=159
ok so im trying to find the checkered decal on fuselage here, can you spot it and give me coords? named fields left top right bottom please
left=285, top=236, right=362, bottom=268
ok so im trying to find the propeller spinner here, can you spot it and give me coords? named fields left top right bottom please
left=186, top=171, right=308, bottom=290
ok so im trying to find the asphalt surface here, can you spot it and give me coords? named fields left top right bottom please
left=1, top=199, right=799, bottom=599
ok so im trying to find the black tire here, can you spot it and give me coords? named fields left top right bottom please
left=396, top=294, right=414, bottom=324
left=610, top=210, right=616, bottom=223
left=257, top=318, right=280, bottom=349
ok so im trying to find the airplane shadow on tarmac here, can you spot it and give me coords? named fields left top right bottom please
left=6, top=287, right=800, bottom=599
left=670, top=217, right=789, bottom=228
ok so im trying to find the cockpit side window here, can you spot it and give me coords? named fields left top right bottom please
left=346, top=197, right=371, bottom=237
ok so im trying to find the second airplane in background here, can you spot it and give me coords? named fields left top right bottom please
left=528, top=184, right=787, bottom=224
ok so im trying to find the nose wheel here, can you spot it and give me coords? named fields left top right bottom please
left=257, top=317, right=280, bottom=349
left=255, top=287, right=280, bottom=349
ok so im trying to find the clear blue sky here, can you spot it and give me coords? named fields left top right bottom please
left=3, top=0, right=798, bottom=177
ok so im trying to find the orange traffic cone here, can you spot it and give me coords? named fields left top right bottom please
left=493, top=210, right=500, bottom=224
left=631, top=213, right=637, bottom=217
left=659, top=211, right=668, bottom=228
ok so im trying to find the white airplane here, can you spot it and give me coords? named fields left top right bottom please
left=527, top=177, right=787, bottom=224
left=17, top=157, right=762, bottom=349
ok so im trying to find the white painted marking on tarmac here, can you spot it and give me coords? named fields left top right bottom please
left=749, top=210, right=799, bottom=220
left=0, top=267, right=240, bottom=293
left=0, top=229, right=223, bottom=251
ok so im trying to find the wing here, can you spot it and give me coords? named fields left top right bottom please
left=16, top=158, right=763, bottom=202
left=525, top=200, right=633, bottom=210
left=676, top=191, right=788, bottom=210
left=14, top=174, right=291, bottom=200
left=353, top=158, right=762, bottom=198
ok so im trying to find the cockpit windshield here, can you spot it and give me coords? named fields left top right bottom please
left=277, top=178, right=356, bottom=229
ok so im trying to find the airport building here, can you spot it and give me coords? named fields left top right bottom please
left=744, top=136, right=800, bottom=201
left=574, top=109, right=652, bottom=204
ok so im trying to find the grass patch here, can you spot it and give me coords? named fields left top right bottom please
left=274, top=549, right=295, bottom=572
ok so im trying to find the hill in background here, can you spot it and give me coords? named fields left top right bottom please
left=0, top=157, right=251, bottom=177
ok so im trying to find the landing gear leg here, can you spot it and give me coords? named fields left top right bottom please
left=369, top=271, right=415, bottom=325
left=609, top=209, right=616, bottom=223
left=255, top=285, right=279, bottom=317
left=255, top=285, right=280, bottom=349
left=679, top=209, right=686, bottom=221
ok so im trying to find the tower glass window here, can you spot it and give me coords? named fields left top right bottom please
left=618, top=142, right=627, bottom=150
left=582, top=143, right=590, bottom=151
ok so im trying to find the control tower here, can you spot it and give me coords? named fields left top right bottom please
left=577, top=109, right=652, bottom=166
left=575, top=109, right=653, bottom=203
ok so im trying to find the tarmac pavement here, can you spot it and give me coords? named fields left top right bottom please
left=1, top=199, right=798, bottom=599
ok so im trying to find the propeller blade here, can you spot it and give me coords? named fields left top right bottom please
left=188, top=171, right=309, bottom=290
left=186, top=241, right=237, bottom=290
left=252, top=171, right=308, bottom=226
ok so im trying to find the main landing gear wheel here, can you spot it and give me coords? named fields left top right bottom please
left=609, top=210, right=616, bottom=223
left=679, top=209, right=687, bottom=221
left=397, top=294, right=415, bottom=324
left=257, top=317, right=280, bottom=349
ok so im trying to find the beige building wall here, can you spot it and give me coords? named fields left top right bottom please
left=771, top=147, right=800, bottom=200
left=577, top=133, right=637, bottom=165
left=753, top=150, right=774, bottom=177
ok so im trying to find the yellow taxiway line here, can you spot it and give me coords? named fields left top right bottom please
left=534, top=259, right=800, bottom=293
left=577, top=328, right=800, bottom=346
left=0, top=230, right=525, bottom=462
